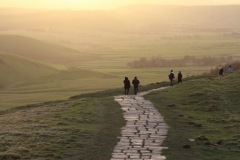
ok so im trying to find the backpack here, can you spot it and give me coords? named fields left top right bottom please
left=169, top=73, right=174, bottom=79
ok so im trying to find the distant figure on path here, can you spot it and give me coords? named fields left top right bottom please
left=219, top=67, right=224, bottom=76
left=169, top=70, right=175, bottom=86
left=132, top=76, right=140, bottom=95
left=123, top=77, right=131, bottom=95
left=227, top=65, right=233, bottom=73
left=178, top=71, right=182, bottom=84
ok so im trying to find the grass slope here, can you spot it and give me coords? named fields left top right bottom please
left=0, top=90, right=125, bottom=160
left=0, top=53, right=58, bottom=88
left=0, top=81, right=170, bottom=160
left=0, top=67, right=120, bottom=109
left=1, top=70, right=239, bottom=159
left=146, top=72, right=240, bottom=160
left=0, top=35, right=88, bottom=66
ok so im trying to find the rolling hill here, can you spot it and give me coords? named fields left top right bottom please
left=0, top=35, right=89, bottom=66
left=0, top=52, right=58, bottom=88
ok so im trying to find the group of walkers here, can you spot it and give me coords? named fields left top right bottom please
left=168, top=70, right=183, bottom=86
left=123, top=64, right=237, bottom=95
left=219, top=65, right=233, bottom=76
left=123, top=70, right=183, bottom=95
left=123, top=76, right=140, bottom=95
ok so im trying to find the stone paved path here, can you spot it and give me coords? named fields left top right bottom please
left=112, top=87, right=169, bottom=160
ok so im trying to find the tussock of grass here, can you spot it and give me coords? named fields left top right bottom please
left=0, top=153, right=21, bottom=160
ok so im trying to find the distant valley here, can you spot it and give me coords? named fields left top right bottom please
left=1, top=5, right=240, bottom=108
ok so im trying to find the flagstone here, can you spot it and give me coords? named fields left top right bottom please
left=112, top=88, right=169, bottom=160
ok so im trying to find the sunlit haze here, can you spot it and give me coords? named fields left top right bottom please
left=1, top=0, right=240, bottom=10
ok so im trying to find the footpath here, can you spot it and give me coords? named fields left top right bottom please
left=112, top=88, right=169, bottom=160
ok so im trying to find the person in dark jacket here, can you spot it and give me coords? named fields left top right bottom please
left=219, top=67, right=224, bottom=76
left=123, top=77, right=131, bottom=95
left=178, top=71, right=182, bottom=84
left=132, top=76, right=140, bottom=95
left=169, top=70, right=175, bottom=86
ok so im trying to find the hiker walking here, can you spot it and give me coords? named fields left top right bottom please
left=169, top=70, right=175, bottom=86
left=178, top=71, right=182, bottom=84
left=219, top=67, right=224, bottom=76
left=132, top=76, right=140, bottom=95
left=123, top=77, right=131, bottom=95
left=227, top=65, right=233, bottom=73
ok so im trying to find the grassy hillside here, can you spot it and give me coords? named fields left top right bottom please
left=0, top=67, right=121, bottom=109
left=0, top=53, right=58, bottom=88
left=0, top=64, right=209, bottom=109
left=146, top=72, right=240, bottom=160
left=0, top=70, right=239, bottom=159
left=0, top=82, right=170, bottom=160
left=0, top=90, right=125, bottom=160
left=0, top=35, right=90, bottom=66
left=0, top=78, right=172, bottom=160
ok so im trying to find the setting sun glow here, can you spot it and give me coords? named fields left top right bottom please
left=1, top=0, right=240, bottom=10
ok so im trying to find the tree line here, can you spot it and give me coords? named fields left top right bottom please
left=127, top=55, right=234, bottom=68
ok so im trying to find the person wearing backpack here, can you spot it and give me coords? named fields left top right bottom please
left=123, top=77, right=131, bottom=95
left=219, top=67, right=224, bottom=76
left=169, top=70, right=175, bottom=86
left=178, top=71, right=183, bottom=84
left=132, top=76, right=140, bottom=95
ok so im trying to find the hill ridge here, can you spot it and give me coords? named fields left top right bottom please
left=0, top=34, right=87, bottom=66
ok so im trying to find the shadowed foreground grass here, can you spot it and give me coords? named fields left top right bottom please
left=146, top=72, right=240, bottom=160
left=2, top=72, right=239, bottom=160
left=0, top=92, right=125, bottom=160
left=0, top=81, right=169, bottom=160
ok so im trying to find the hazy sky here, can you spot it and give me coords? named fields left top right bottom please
left=1, top=0, right=240, bottom=10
